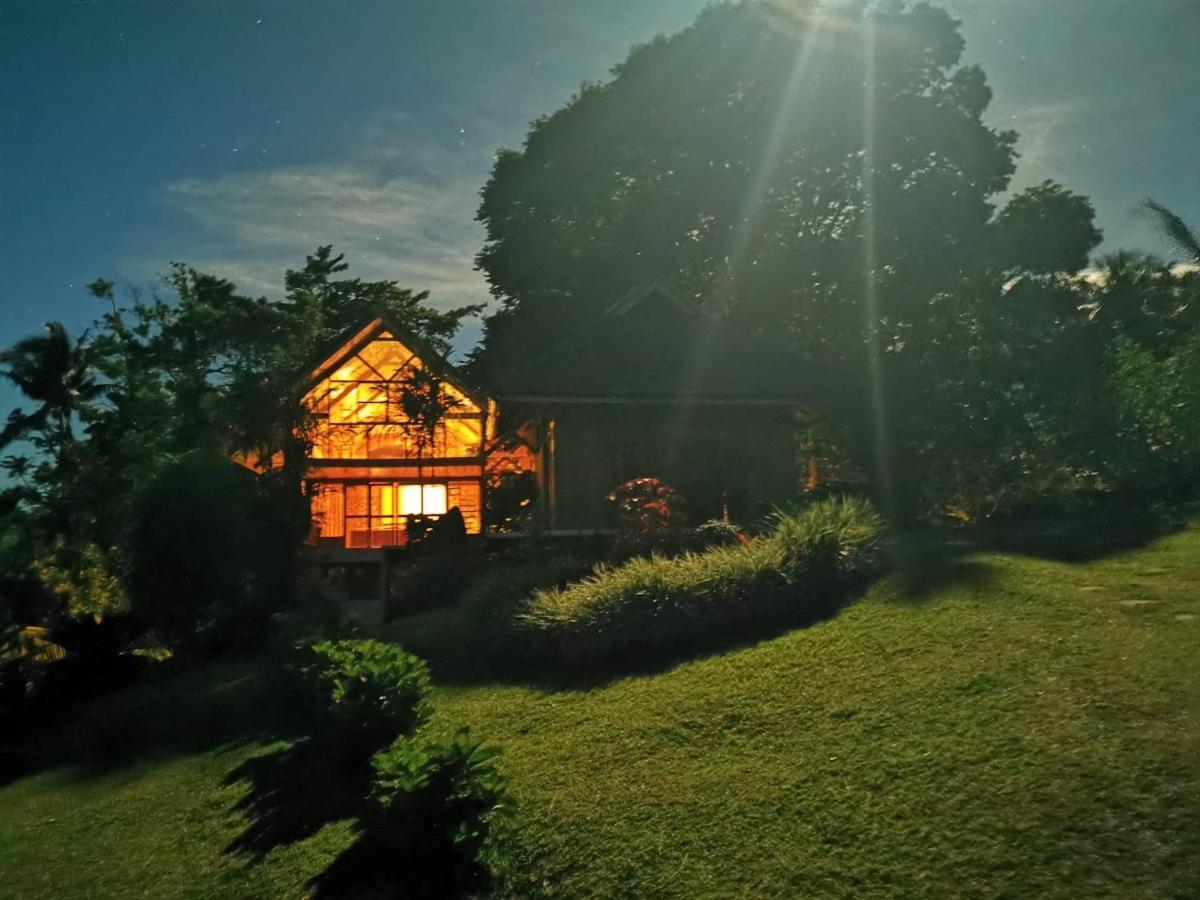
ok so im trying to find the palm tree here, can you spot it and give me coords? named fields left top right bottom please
left=1141, top=199, right=1200, bottom=264
left=0, top=322, right=100, bottom=450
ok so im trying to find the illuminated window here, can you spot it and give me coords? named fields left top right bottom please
left=323, top=481, right=450, bottom=548
left=400, top=483, right=447, bottom=515
left=423, top=484, right=447, bottom=514
left=312, top=484, right=344, bottom=538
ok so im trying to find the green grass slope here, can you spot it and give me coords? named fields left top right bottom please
left=2, top=523, right=1198, bottom=898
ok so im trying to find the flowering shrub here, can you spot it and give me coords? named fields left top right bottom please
left=607, top=477, right=685, bottom=552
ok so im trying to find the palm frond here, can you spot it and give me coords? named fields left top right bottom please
left=0, top=407, right=49, bottom=450
left=1141, top=199, right=1200, bottom=262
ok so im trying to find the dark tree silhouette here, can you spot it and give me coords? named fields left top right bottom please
left=992, top=180, right=1103, bottom=274
left=470, top=0, right=1021, bottom=391
left=0, top=322, right=99, bottom=451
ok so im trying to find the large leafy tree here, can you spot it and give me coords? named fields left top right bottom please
left=471, top=0, right=1021, bottom=391
left=991, top=181, right=1102, bottom=275
left=469, top=0, right=1117, bottom=518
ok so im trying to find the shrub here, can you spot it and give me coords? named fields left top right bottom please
left=607, top=476, right=686, bottom=554
left=386, top=515, right=480, bottom=619
left=30, top=540, right=128, bottom=622
left=127, top=450, right=309, bottom=655
left=769, top=496, right=884, bottom=588
left=689, top=518, right=746, bottom=550
left=385, top=542, right=608, bottom=678
left=485, top=469, right=539, bottom=533
left=518, top=496, right=882, bottom=665
left=1105, top=333, right=1200, bottom=497
left=300, top=639, right=432, bottom=767
left=356, top=730, right=515, bottom=896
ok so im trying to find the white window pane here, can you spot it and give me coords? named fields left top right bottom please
left=422, top=484, right=447, bottom=515
left=399, top=484, right=423, bottom=515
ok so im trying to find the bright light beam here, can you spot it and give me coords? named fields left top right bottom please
left=861, top=8, right=896, bottom=518
left=666, top=8, right=829, bottom=458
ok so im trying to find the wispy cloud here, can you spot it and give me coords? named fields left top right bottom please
left=162, top=161, right=489, bottom=310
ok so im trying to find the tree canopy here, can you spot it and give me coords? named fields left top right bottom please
left=0, top=249, right=476, bottom=643
left=470, top=0, right=1054, bottom=389
left=467, top=0, right=1197, bottom=520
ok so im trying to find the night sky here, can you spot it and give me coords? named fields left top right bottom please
left=3, top=0, right=1198, bottom=388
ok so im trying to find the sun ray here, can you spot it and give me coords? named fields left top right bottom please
left=861, top=6, right=896, bottom=518
left=665, top=6, right=831, bottom=459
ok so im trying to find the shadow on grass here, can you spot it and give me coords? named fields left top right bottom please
left=223, top=737, right=364, bottom=860
left=308, top=831, right=501, bottom=899
left=0, top=653, right=311, bottom=788
left=393, top=582, right=872, bottom=693
left=885, top=534, right=997, bottom=602
left=223, top=708, right=502, bottom=897
left=966, top=502, right=1188, bottom=563
left=885, top=501, right=1190, bottom=601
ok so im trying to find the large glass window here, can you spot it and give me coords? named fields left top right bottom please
left=323, top=482, right=449, bottom=548
left=303, top=334, right=486, bottom=461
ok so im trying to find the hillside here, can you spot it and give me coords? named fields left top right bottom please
left=1, top=522, right=1198, bottom=898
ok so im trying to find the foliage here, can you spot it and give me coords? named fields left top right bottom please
left=1141, top=198, right=1200, bottom=263
left=466, top=0, right=1176, bottom=526
left=0, top=321, right=100, bottom=453
left=352, top=729, right=515, bottom=897
left=301, top=639, right=433, bottom=764
left=769, top=495, right=884, bottom=578
left=689, top=518, right=747, bottom=550
left=607, top=476, right=686, bottom=553
left=0, top=625, right=67, bottom=709
left=0, top=249, right=475, bottom=669
left=1105, top=333, right=1200, bottom=494
left=872, top=272, right=1108, bottom=520
left=393, top=367, right=461, bottom=457
left=376, top=541, right=607, bottom=678
left=519, top=496, right=882, bottom=664
left=281, top=245, right=484, bottom=359
left=29, top=539, right=127, bottom=622
left=991, top=180, right=1102, bottom=274
left=471, top=2, right=1020, bottom=391
left=126, top=451, right=292, bottom=652
left=8, top=517, right=1200, bottom=898
left=485, top=468, right=539, bottom=534
left=239, top=638, right=512, bottom=896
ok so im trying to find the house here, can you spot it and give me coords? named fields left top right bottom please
left=487, top=283, right=818, bottom=531
left=300, top=315, right=533, bottom=553
left=299, top=289, right=814, bottom=552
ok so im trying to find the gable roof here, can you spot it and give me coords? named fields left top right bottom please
left=604, top=278, right=698, bottom=318
left=303, top=313, right=489, bottom=412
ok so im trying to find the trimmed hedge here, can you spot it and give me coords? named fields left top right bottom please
left=518, top=497, right=882, bottom=664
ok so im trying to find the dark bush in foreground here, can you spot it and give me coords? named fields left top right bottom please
left=518, top=496, right=882, bottom=665
left=252, top=639, right=515, bottom=897
left=128, top=450, right=307, bottom=654
left=318, top=730, right=515, bottom=897
left=300, top=639, right=432, bottom=768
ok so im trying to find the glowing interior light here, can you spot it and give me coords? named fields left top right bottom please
left=422, top=484, right=447, bottom=515
left=400, top=484, right=423, bottom=514
left=399, top=483, right=448, bottom=515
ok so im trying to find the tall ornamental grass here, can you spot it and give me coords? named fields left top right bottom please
left=518, top=497, right=883, bottom=664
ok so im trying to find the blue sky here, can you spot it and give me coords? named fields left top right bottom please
left=2, top=0, right=1199, bottom=386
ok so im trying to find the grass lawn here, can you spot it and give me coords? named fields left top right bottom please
left=2, top=517, right=1198, bottom=898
